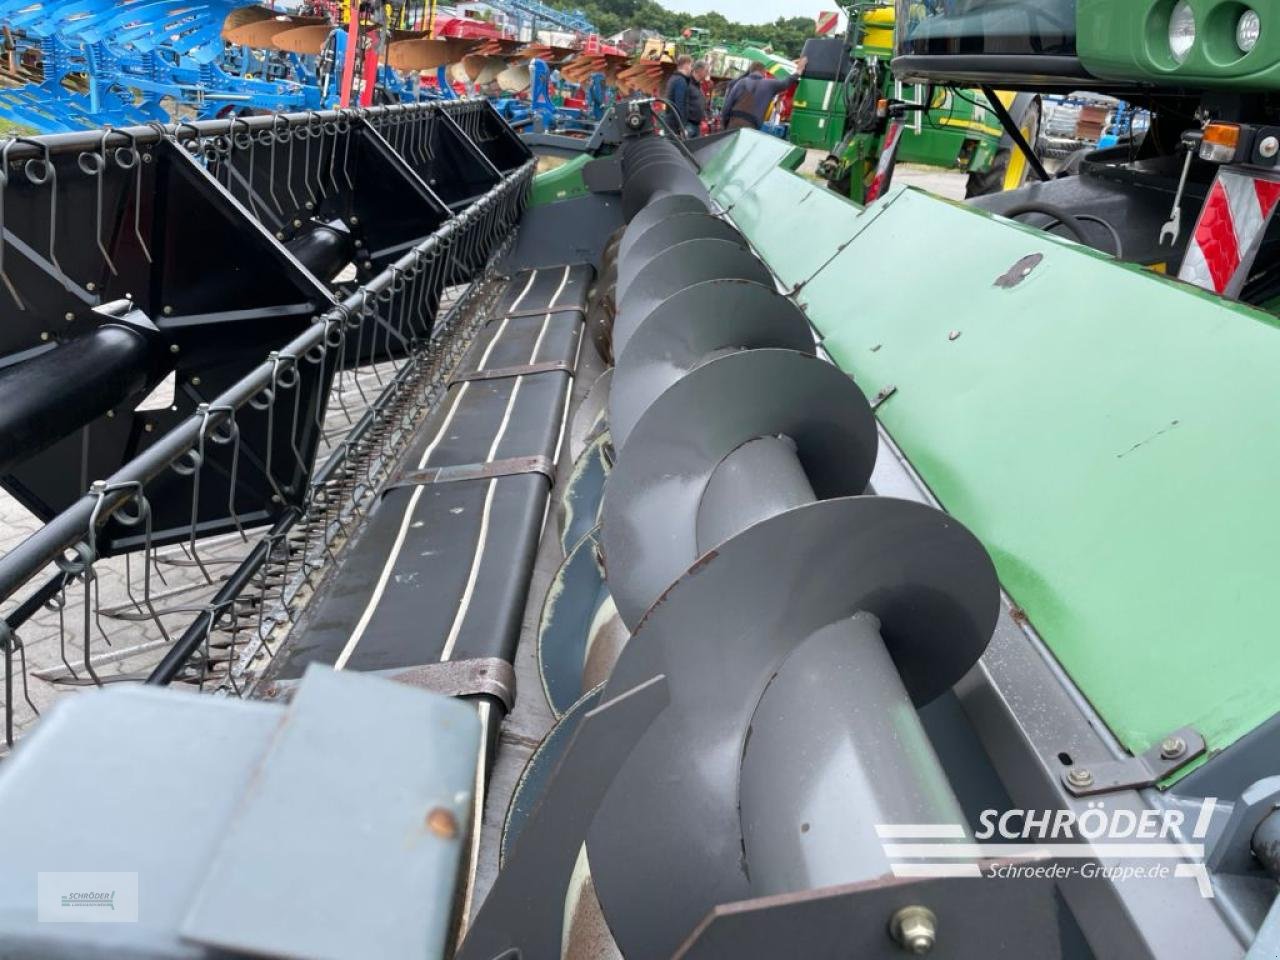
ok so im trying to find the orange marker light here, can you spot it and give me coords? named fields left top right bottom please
left=1201, top=123, right=1243, bottom=163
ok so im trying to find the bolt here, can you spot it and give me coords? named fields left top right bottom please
left=1160, top=736, right=1187, bottom=760
left=39, top=331, right=50, bottom=341
left=277, top=231, right=285, bottom=240
left=64, top=311, right=74, bottom=322
left=948, top=330, right=961, bottom=341
left=106, top=410, right=115, bottom=418
left=890, top=905, right=937, bottom=955
left=86, top=282, right=95, bottom=292
left=305, top=201, right=314, bottom=210
left=349, top=215, right=359, bottom=225
left=169, top=344, right=180, bottom=354
left=163, top=305, right=173, bottom=316
left=1066, top=767, right=1095, bottom=788
left=1262, top=136, right=1280, bottom=160
left=191, top=376, right=201, bottom=386
left=426, top=807, right=458, bottom=839
left=144, top=422, right=154, bottom=433
left=293, top=219, right=303, bottom=228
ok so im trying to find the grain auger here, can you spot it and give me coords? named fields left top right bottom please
left=463, top=131, right=1015, bottom=960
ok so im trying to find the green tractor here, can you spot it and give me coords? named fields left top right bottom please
left=789, top=1, right=1044, bottom=199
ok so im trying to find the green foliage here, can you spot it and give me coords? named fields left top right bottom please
left=555, top=0, right=817, bottom=57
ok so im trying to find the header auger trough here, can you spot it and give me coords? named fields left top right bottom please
left=3, top=1, right=1280, bottom=954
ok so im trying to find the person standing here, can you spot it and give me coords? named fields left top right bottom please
left=720, top=58, right=808, bottom=131
left=683, top=61, right=709, bottom=137
left=664, top=55, right=696, bottom=136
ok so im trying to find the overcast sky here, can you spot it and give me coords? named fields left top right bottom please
left=664, top=0, right=844, bottom=27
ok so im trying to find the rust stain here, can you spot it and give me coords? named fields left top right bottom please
left=426, top=807, right=459, bottom=840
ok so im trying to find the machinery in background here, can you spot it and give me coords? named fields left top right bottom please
left=792, top=0, right=1043, bottom=200
left=1040, top=92, right=1151, bottom=160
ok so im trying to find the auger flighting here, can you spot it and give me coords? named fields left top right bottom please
left=464, top=132, right=1005, bottom=960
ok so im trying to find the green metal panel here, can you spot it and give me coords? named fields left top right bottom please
left=790, top=107, right=845, bottom=153
left=530, top=154, right=591, bottom=207
left=704, top=134, right=1280, bottom=775
left=1078, top=0, right=1280, bottom=90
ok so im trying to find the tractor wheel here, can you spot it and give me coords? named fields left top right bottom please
left=966, top=98, right=1042, bottom=198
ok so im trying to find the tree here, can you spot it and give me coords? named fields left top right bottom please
left=560, top=0, right=816, bottom=57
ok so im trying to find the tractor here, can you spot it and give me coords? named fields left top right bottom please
left=790, top=1, right=1045, bottom=199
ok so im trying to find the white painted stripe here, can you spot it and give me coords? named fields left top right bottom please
left=456, top=699, right=491, bottom=938
left=334, top=384, right=471, bottom=670
left=875, top=823, right=967, bottom=839
left=546, top=263, right=572, bottom=314
left=473, top=317, right=511, bottom=381
left=507, top=268, right=538, bottom=314
left=891, top=863, right=983, bottom=879
left=438, top=379, right=522, bottom=662
left=1222, top=169, right=1263, bottom=255
left=438, top=282, right=561, bottom=661
left=1193, top=797, right=1217, bottom=839
left=340, top=262, right=569, bottom=668
left=884, top=842, right=1205, bottom=859
left=1178, top=239, right=1215, bottom=290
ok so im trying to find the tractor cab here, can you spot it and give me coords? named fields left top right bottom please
left=895, top=0, right=1086, bottom=87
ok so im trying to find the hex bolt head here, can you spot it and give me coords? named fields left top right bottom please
left=163, top=305, right=173, bottom=316
left=1160, top=736, right=1187, bottom=760
left=1262, top=137, right=1280, bottom=160
left=39, top=331, right=50, bottom=341
left=890, top=905, right=937, bottom=955
left=169, top=344, right=180, bottom=354
left=1067, top=767, right=1095, bottom=788
left=64, top=312, right=75, bottom=322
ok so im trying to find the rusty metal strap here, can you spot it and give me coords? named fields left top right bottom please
left=384, top=455, right=555, bottom=494
left=501, top=304, right=587, bottom=320
left=389, top=657, right=517, bottom=713
left=449, top=359, right=574, bottom=385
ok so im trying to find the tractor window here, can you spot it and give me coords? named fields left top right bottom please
left=896, top=0, right=1078, bottom=58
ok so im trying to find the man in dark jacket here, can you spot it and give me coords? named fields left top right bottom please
left=664, top=55, right=697, bottom=136
left=683, top=61, right=709, bottom=137
left=720, top=58, right=807, bottom=131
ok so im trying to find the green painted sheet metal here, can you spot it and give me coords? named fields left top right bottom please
left=531, top=154, right=591, bottom=207
left=703, top=132, right=1280, bottom=774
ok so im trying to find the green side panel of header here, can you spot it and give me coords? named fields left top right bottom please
left=704, top=131, right=1280, bottom=775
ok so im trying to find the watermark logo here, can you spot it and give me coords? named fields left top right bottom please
left=38, top=873, right=139, bottom=923
left=878, top=799, right=1217, bottom=897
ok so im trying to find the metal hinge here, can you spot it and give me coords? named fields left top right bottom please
left=1061, top=726, right=1205, bottom=797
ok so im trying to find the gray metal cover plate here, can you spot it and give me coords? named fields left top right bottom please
left=181, top=665, right=480, bottom=960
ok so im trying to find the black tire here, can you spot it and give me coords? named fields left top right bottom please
left=966, top=98, right=1042, bottom=198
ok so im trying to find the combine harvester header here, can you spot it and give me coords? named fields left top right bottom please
left=0, top=1, right=1279, bottom=957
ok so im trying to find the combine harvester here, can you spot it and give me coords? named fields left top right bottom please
left=2, top=0, right=1280, bottom=958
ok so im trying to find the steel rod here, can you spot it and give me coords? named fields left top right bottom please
left=0, top=160, right=533, bottom=604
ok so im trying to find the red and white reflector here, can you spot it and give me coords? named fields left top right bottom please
left=1179, top=167, right=1280, bottom=298
left=815, top=10, right=840, bottom=35
left=864, top=120, right=904, bottom=204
